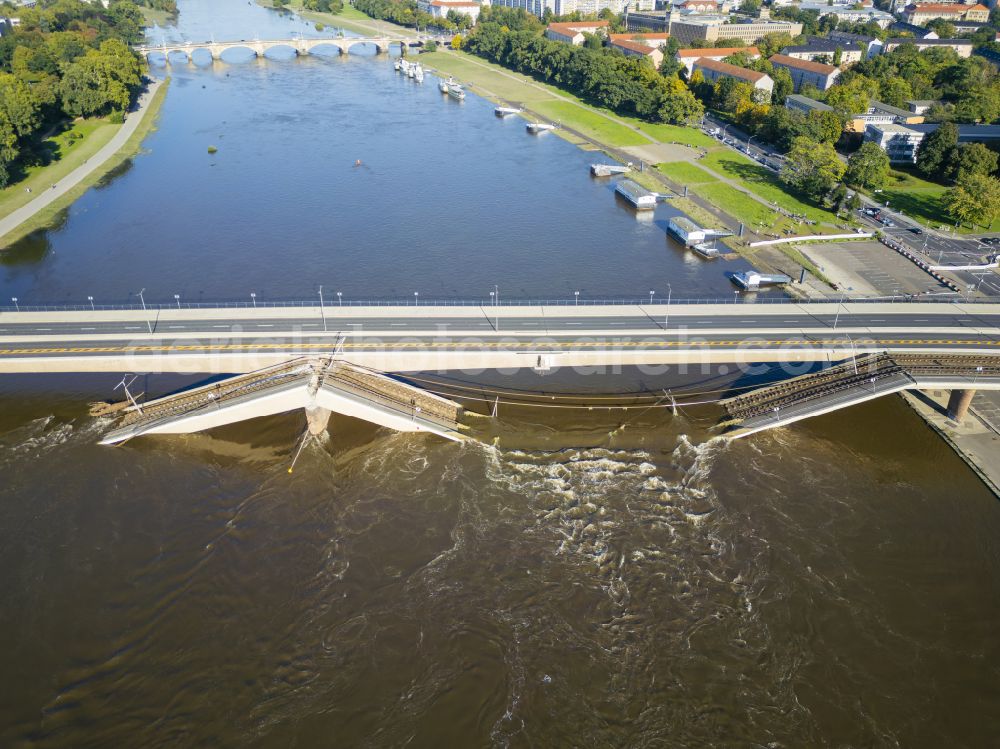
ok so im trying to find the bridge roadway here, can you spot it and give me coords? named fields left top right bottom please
left=135, top=36, right=410, bottom=62
left=2, top=302, right=1000, bottom=373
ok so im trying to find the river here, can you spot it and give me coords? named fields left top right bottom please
left=0, top=1, right=998, bottom=746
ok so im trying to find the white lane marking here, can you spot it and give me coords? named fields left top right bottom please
left=168, top=325, right=186, bottom=329
left=36, top=328, right=52, bottom=331
left=257, top=324, right=273, bottom=328
left=81, top=327, right=96, bottom=331
left=390, top=323, right=406, bottom=326
left=124, top=326, right=141, bottom=330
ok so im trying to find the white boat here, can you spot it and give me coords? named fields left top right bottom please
left=447, top=83, right=465, bottom=100
left=439, top=76, right=455, bottom=93
left=414, top=64, right=424, bottom=83
left=495, top=106, right=522, bottom=117
left=526, top=122, right=556, bottom=133
left=394, top=58, right=402, bottom=71
left=407, top=64, right=415, bottom=78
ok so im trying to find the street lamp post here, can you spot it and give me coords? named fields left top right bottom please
left=665, top=283, right=672, bottom=329
left=337, top=291, right=342, bottom=306
left=318, top=286, right=327, bottom=331
left=414, top=291, right=419, bottom=306
left=833, top=292, right=845, bottom=330
left=137, top=288, right=153, bottom=335
left=174, top=294, right=181, bottom=309
left=649, top=289, right=654, bottom=305
left=88, top=296, right=94, bottom=311
left=11, top=297, right=18, bottom=312
left=574, top=290, right=580, bottom=305
left=251, top=292, right=256, bottom=308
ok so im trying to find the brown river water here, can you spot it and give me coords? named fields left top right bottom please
left=1, top=0, right=999, bottom=745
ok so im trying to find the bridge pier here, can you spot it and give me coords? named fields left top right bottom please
left=947, top=388, right=976, bottom=423
left=305, top=406, right=332, bottom=436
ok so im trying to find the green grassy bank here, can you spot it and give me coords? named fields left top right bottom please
left=0, top=79, right=170, bottom=248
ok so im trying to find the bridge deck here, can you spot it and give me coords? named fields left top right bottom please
left=101, top=357, right=464, bottom=444
left=721, top=353, right=1000, bottom=438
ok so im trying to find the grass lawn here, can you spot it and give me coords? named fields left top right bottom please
left=878, top=168, right=1000, bottom=233
left=0, top=118, right=119, bottom=219
left=697, top=182, right=779, bottom=227
left=529, top=101, right=648, bottom=147
left=625, top=119, right=717, bottom=148
left=656, top=160, right=718, bottom=185
left=701, top=149, right=837, bottom=224
left=418, top=52, right=554, bottom=103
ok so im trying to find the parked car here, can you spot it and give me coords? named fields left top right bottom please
left=910, top=227, right=923, bottom=235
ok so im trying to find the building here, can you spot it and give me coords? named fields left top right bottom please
left=490, top=0, right=628, bottom=18
left=781, top=39, right=864, bottom=67
left=692, top=57, right=774, bottom=95
left=845, top=100, right=925, bottom=133
left=906, top=99, right=940, bottom=114
left=863, top=122, right=1000, bottom=163
left=666, top=16, right=803, bottom=45
left=788, top=2, right=895, bottom=27
left=417, top=0, right=483, bottom=22
left=887, top=20, right=938, bottom=39
left=827, top=30, right=883, bottom=59
left=769, top=54, right=841, bottom=92
left=675, top=45, right=759, bottom=74
left=881, top=37, right=974, bottom=57
left=679, top=0, right=719, bottom=11
left=610, top=36, right=666, bottom=66
left=900, top=3, right=989, bottom=25
left=863, top=123, right=925, bottom=163
left=545, top=20, right=609, bottom=45
left=784, top=94, right=834, bottom=115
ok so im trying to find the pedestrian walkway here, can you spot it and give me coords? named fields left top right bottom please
left=0, top=78, right=164, bottom=243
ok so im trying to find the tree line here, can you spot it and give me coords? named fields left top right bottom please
left=0, top=0, right=147, bottom=187
left=464, top=7, right=702, bottom=124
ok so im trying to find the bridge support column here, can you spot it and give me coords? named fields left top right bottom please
left=947, top=388, right=976, bottom=423
left=305, top=406, right=332, bottom=437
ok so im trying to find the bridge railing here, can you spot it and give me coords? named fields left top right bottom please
left=0, top=294, right=996, bottom=313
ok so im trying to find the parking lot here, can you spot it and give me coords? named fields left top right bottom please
left=796, top=241, right=955, bottom=297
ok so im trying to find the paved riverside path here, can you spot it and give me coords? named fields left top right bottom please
left=0, top=78, right=164, bottom=243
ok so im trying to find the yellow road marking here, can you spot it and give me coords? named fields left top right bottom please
left=1, top=338, right=998, bottom=355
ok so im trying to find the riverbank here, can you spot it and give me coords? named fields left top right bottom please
left=0, top=78, right=169, bottom=249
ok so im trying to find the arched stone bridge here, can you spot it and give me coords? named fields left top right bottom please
left=135, top=37, right=413, bottom=62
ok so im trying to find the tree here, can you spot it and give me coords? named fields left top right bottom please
left=845, top=141, right=890, bottom=190
left=770, top=66, right=793, bottom=104
left=451, top=33, right=463, bottom=50
left=916, top=121, right=959, bottom=180
left=656, top=76, right=703, bottom=124
left=954, top=143, right=999, bottom=180
left=0, top=74, right=41, bottom=139
left=781, top=135, right=846, bottom=201
left=946, top=173, right=1000, bottom=229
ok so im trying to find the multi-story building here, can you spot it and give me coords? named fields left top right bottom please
left=781, top=39, right=864, bottom=67
left=899, top=3, right=989, bottom=25
left=863, top=123, right=925, bottom=163
left=675, top=45, right=760, bottom=74
left=665, top=15, right=804, bottom=45
left=545, top=20, right=610, bottom=45
left=693, top=57, right=774, bottom=96
left=610, top=36, right=666, bottom=66
left=769, top=54, right=841, bottom=92
left=845, top=100, right=925, bottom=133
left=881, top=37, right=974, bottom=57
left=417, top=0, right=483, bottom=22
left=784, top=94, right=835, bottom=115
left=491, top=0, right=630, bottom=18
left=864, top=122, right=1000, bottom=163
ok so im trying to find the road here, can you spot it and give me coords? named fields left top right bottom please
left=1, top=303, right=999, bottom=370
left=0, top=78, right=163, bottom=243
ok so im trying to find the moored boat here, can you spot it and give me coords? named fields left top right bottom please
left=447, top=82, right=465, bottom=100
